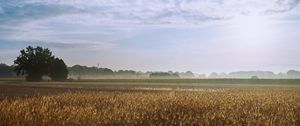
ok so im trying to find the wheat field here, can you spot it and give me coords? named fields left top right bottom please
left=0, top=87, right=299, bottom=126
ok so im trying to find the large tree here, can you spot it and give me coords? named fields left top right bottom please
left=14, top=46, right=68, bottom=81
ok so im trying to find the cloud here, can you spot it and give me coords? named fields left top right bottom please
left=265, top=0, right=300, bottom=14
left=1, top=0, right=299, bottom=26
left=0, top=40, right=117, bottom=51
left=0, top=2, right=82, bottom=26
left=0, top=0, right=299, bottom=50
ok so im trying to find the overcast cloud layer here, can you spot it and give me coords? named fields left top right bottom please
left=1, top=0, right=300, bottom=26
left=0, top=0, right=300, bottom=73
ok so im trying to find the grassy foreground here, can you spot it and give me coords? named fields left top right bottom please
left=0, top=88, right=299, bottom=126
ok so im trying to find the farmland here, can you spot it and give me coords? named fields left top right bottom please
left=0, top=80, right=299, bottom=126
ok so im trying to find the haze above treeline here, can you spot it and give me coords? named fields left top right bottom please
left=1, top=63, right=300, bottom=79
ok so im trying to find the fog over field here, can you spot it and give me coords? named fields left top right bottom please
left=1, top=0, right=300, bottom=73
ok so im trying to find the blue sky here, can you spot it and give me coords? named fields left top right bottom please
left=0, top=0, right=300, bottom=74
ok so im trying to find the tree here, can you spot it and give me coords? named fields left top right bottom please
left=149, top=72, right=180, bottom=78
left=251, top=76, right=259, bottom=79
left=49, top=58, right=68, bottom=81
left=14, top=46, right=54, bottom=81
left=287, top=70, right=300, bottom=78
left=0, top=63, right=15, bottom=77
left=14, top=46, right=68, bottom=81
left=179, top=71, right=194, bottom=78
left=68, top=65, right=114, bottom=77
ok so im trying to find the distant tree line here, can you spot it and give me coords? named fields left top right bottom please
left=67, top=65, right=195, bottom=79
left=68, top=65, right=114, bottom=76
left=3, top=45, right=300, bottom=81
left=3, top=54, right=300, bottom=80
left=149, top=72, right=180, bottom=79
left=68, top=65, right=140, bottom=78
left=0, top=64, right=15, bottom=77
left=2, top=62, right=300, bottom=79
left=208, top=70, right=300, bottom=78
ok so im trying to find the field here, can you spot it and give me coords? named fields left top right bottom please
left=0, top=80, right=299, bottom=126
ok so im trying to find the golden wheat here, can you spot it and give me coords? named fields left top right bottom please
left=0, top=88, right=299, bottom=126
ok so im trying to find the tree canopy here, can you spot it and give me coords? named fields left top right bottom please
left=14, top=46, right=68, bottom=81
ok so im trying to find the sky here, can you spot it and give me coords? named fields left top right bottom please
left=0, top=0, right=300, bottom=74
